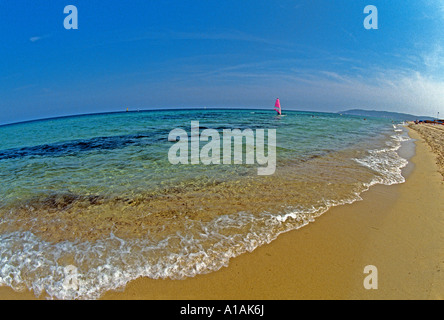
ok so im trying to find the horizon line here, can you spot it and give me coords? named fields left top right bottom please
left=0, top=106, right=432, bottom=128
left=0, top=107, right=339, bottom=127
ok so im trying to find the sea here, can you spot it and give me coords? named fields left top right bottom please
left=0, top=109, right=411, bottom=299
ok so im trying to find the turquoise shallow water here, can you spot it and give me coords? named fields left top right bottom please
left=0, top=109, right=410, bottom=299
left=0, top=109, right=391, bottom=201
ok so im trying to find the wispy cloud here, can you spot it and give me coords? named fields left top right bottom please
left=149, top=54, right=444, bottom=116
left=435, top=0, right=444, bottom=16
left=422, top=43, right=444, bottom=73
left=13, top=84, right=37, bottom=91
left=93, top=29, right=283, bottom=49
left=29, top=34, right=50, bottom=42
left=340, top=28, right=358, bottom=44
left=424, top=0, right=444, bottom=19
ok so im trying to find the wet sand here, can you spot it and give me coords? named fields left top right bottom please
left=103, top=126, right=444, bottom=300
left=1, top=126, right=443, bottom=300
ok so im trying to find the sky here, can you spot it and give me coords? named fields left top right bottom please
left=0, top=0, right=443, bottom=125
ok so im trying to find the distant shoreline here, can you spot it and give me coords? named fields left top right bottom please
left=340, top=109, right=436, bottom=122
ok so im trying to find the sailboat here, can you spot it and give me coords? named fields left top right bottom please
left=274, top=98, right=282, bottom=115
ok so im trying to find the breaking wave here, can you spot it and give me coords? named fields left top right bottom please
left=0, top=115, right=411, bottom=300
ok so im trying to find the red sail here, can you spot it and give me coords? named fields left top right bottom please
left=274, top=98, right=281, bottom=115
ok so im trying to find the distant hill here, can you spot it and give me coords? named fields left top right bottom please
left=339, top=109, right=435, bottom=121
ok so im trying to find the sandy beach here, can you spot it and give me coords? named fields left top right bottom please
left=409, top=123, right=444, bottom=180
left=103, top=125, right=444, bottom=300
left=0, top=125, right=442, bottom=300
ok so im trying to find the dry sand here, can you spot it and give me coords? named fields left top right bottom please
left=102, top=126, right=444, bottom=300
left=409, top=123, right=444, bottom=180
left=1, top=126, right=443, bottom=300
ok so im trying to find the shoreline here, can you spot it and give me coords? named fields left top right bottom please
left=0, top=126, right=442, bottom=300
left=102, top=126, right=443, bottom=300
left=102, top=126, right=444, bottom=300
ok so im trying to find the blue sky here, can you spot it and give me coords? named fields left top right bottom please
left=0, top=0, right=443, bottom=124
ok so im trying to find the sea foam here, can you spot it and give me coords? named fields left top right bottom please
left=0, top=120, right=411, bottom=300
